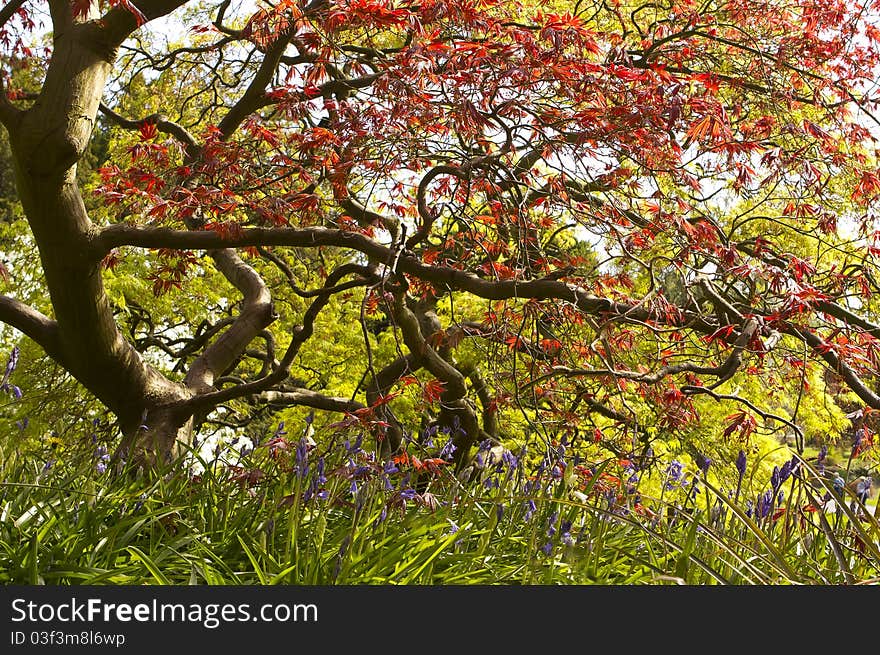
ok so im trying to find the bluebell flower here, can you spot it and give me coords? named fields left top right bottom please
left=778, top=460, right=792, bottom=485
left=817, top=445, right=828, bottom=474
left=1, top=345, right=19, bottom=388
left=695, top=452, right=711, bottom=476
left=94, top=445, right=110, bottom=473
left=496, top=504, right=504, bottom=522
left=757, top=489, right=773, bottom=518
left=561, top=522, right=573, bottom=546
left=400, top=488, right=417, bottom=501
left=540, top=542, right=553, bottom=555
left=447, top=519, right=460, bottom=534
left=735, top=450, right=747, bottom=478
left=665, top=460, right=684, bottom=489
left=295, top=437, right=309, bottom=478
left=852, top=428, right=867, bottom=456
left=547, top=511, right=557, bottom=537
left=439, top=437, right=457, bottom=460
left=524, top=499, right=537, bottom=521
left=345, top=433, right=363, bottom=454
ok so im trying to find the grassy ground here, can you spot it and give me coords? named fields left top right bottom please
left=1, top=431, right=878, bottom=585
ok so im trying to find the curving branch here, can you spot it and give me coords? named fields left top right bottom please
left=94, top=224, right=716, bottom=333
left=98, top=103, right=199, bottom=155
left=184, top=250, right=276, bottom=394
left=0, top=295, right=64, bottom=362
left=217, top=32, right=292, bottom=139
left=174, top=263, right=375, bottom=413
left=259, top=388, right=365, bottom=414
left=389, top=283, right=479, bottom=467
left=0, top=0, right=24, bottom=29
left=533, top=317, right=759, bottom=390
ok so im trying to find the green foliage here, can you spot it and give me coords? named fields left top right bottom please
left=1, top=420, right=877, bottom=585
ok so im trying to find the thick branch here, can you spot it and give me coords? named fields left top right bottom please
left=184, top=250, right=275, bottom=393
left=217, top=34, right=291, bottom=139
left=175, top=264, right=373, bottom=413
left=0, top=0, right=24, bottom=29
left=790, top=326, right=880, bottom=410
left=95, top=224, right=715, bottom=332
left=259, top=388, right=365, bottom=414
left=0, top=295, right=63, bottom=361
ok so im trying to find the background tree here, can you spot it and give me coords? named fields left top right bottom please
left=1, top=0, right=879, bottom=472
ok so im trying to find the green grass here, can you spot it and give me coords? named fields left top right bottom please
left=1, top=436, right=878, bottom=585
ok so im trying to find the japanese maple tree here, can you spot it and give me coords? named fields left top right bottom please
left=1, top=0, right=880, bottom=469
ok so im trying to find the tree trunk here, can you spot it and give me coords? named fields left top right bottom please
left=7, top=18, right=193, bottom=465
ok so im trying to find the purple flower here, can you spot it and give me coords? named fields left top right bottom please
left=1, top=346, right=19, bottom=389
left=344, top=434, right=363, bottom=454
left=400, top=488, right=417, bottom=501
left=735, top=450, right=747, bottom=478
left=560, top=520, right=573, bottom=546
left=439, top=437, right=457, bottom=460
left=778, top=460, right=792, bottom=485
left=757, top=489, right=773, bottom=519
left=496, top=504, right=504, bottom=523
left=770, top=466, right=780, bottom=490
left=295, top=437, right=309, bottom=477
left=94, top=445, right=110, bottom=473
left=524, top=499, right=537, bottom=521
left=547, top=511, right=558, bottom=537
left=817, top=445, right=828, bottom=474
left=540, top=542, right=553, bottom=555
left=695, top=453, right=711, bottom=476
left=447, top=519, right=460, bottom=534
left=315, top=457, right=327, bottom=484
left=501, top=449, right=518, bottom=471
left=665, top=460, right=684, bottom=489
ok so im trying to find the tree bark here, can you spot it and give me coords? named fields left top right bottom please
left=6, top=17, right=193, bottom=464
